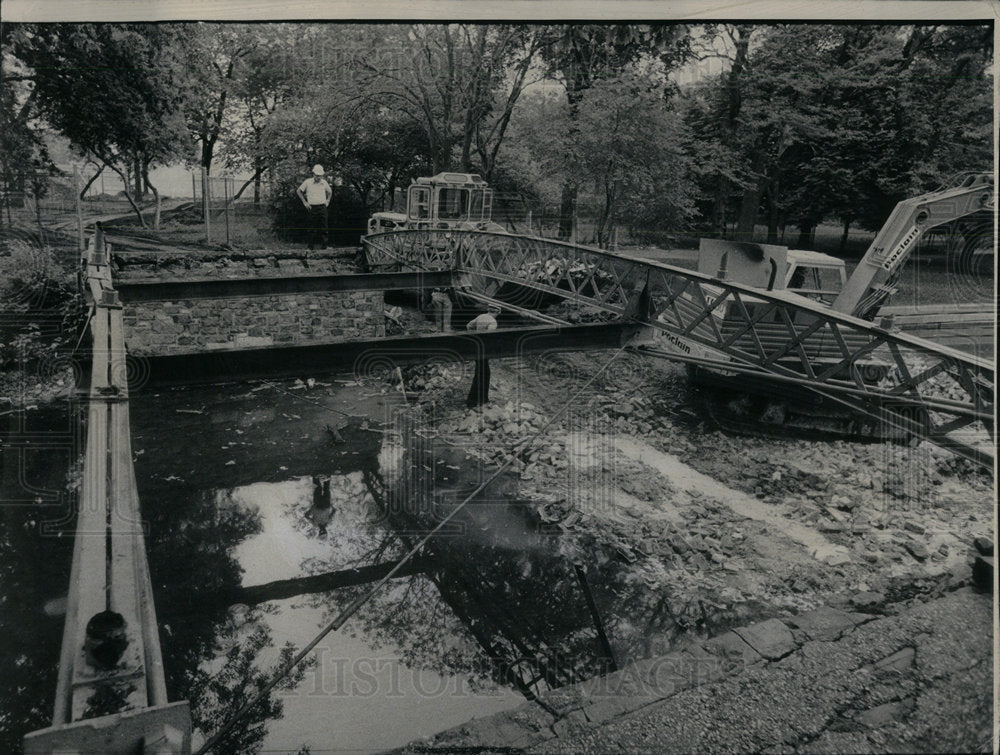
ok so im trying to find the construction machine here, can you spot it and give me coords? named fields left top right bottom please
left=663, top=172, right=995, bottom=440
left=832, top=171, right=994, bottom=320
left=365, top=172, right=507, bottom=237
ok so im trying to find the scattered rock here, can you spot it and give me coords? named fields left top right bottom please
left=903, top=521, right=926, bottom=535
left=973, top=537, right=994, bottom=557
left=813, top=543, right=852, bottom=566
left=785, top=606, right=863, bottom=641
left=732, top=618, right=798, bottom=660
left=906, top=542, right=930, bottom=560
left=849, top=591, right=885, bottom=610
left=855, top=698, right=915, bottom=729
left=873, top=646, right=916, bottom=671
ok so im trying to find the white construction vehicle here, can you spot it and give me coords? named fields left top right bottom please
left=667, top=172, right=994, bottom=438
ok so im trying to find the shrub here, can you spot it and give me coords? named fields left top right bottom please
left=0, top=238, right=86, bottom=372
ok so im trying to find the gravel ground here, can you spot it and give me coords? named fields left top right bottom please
left=395, top=349, right=993, bottom=630
left=394, top=349, right=993, bottom=754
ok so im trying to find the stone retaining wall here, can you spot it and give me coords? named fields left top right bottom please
left=124, top=290, right=385, bottom=355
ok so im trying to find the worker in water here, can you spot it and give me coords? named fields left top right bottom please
left=466, top=303, right=500, bottom=408
left=430, top=288, right=453, bottom=332
left=296, top=164, right=332, bottom=250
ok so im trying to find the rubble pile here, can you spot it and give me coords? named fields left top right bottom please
left=389, top=347, right=993, bottom=635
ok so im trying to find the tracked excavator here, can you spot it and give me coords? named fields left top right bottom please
left=671, top=171, right=995, bottom=441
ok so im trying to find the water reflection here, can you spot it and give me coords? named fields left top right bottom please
left=2, top=376, right=753, bottom=753
left=0, top=402, right=78, bottom=752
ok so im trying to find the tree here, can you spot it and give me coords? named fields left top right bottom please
left=0, top=26, right=55, bottom=227
left=355, top=24, right=545, bottom=179
left=689, top=23, right=993, bottom=249
left=221, top=26, right=305, bottom=204
left=555, top=68, right=696, bottom=247
left=538, top=24, right=693, bottom=238
left=10, top=24, right=189, bottom=226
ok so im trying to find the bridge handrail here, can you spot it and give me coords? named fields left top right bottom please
left=363, top=229, right=995, bottom=372
left=364, top=228, right=994, bottom=466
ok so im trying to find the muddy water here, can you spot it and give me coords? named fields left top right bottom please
left=2, top=374, right=767, bottom=753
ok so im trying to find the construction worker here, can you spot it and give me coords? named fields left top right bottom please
left=297, top=164, right=332, bottom=250
left=430, top=288, right=453, bottom=332
left=466, top=303, right=500, bottom=408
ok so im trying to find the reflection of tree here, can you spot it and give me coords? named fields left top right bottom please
left=144, top=488, right=262, bottom=697
left=142, top=485, right=304, bottom=753
left=184, top=625, right=314, bottom=755
left=0, top=404, right=78, bottom=752
left=349, top=431, right=706, bottom=700
left=0, top=500, right=74, bottom=752
left=355, top=448, right=613, bottom=700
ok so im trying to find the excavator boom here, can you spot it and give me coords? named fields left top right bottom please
left=831, top=172, right=994, bottom=318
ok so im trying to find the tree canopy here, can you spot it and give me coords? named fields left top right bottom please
left=1, top=21, right=992, bottom=249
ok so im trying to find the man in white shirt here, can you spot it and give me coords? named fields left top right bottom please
left=465, top=303, right=500, bottom=408
left=297, top=164, right=332, bottom=249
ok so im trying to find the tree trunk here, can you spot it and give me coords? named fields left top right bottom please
left=797, top=221, right=815, bottom=248
left=598, top=181, right=617, bottom=249
left=558, top=182, right=576, bottom=240
left=767, top=209, right=780, bottom=244
left=133, top=154, right=144, bottom=199
left=764, top=180, right=780, bottom=243
left=232, top=168, right=265, bottom=203
left=838, top=218, right=852, bottom=254
left=712, top=177, right=730, bottom=236
left=150, top=183, right=161, bottom=230
left=79, top=164, right=105, bottom=199
left=142, top=163, right=161, bottom=230
left=736, top=183, right=762, bottom=242
left=253, top=157, right=262, bottom=207
left=105, top=159, right=147, bottom=228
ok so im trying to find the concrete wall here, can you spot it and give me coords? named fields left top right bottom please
left=124, top=290, right=385, bottom=355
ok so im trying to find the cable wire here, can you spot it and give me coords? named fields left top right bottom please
left=193, top=339, right=633, bottom=754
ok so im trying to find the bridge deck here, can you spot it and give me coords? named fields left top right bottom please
left=25, top=234, right=188, bottom=753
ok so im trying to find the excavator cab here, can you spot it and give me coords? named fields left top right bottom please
left=696, top=240, right=848, bottom=303
left=784, top=250, right=848, bottom=304
left=404, top=173, right=505, bottom=232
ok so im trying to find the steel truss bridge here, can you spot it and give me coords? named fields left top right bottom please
left=363, top=229, right=995, bottom=469
left=23, top=225, right=994, bottom=752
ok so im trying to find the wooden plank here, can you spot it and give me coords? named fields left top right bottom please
left=90, top=308, right=111, bottom=392
left=107, top=307, right=128, bottom=395
left=69, top=401, right=110, bottom=721
left=51, top=402, right=107, bottom=724
left=127, top=457, right=168, bottom=707
left=107, top=401, right=148, bottom=711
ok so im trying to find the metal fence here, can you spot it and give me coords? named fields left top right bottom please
left=194, top=171, right=276, bottom=247
left=1, top=169, right=91, bottom=253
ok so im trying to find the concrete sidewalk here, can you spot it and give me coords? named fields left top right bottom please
left=404, top=587, right=993, bottom=753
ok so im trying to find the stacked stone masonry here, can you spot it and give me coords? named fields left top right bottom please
left=124, top=290, right=385, bottom=355
left=113, top=249, right=357, bottom=281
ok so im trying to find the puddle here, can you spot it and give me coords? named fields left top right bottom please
left=1, top=378, right=782, bottom=752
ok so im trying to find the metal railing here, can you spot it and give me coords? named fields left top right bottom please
left=362, top=228, right=995, bottom=467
